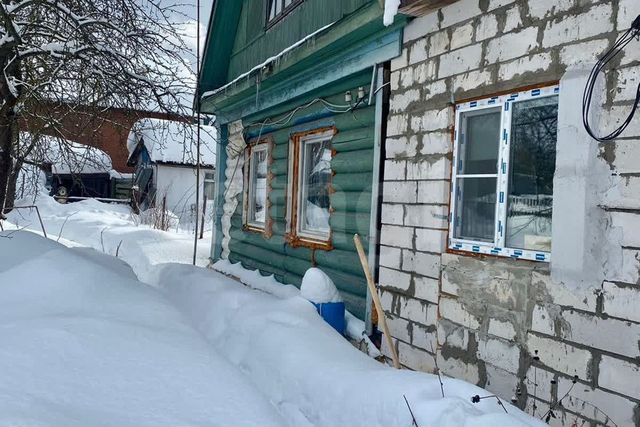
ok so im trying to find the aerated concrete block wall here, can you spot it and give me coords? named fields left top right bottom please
left=380, top=0, right=640, bottom=425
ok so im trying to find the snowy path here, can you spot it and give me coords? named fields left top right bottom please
left=0, top=231, right=285, bottom=426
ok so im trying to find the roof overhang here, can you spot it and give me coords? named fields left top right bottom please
left=201, top=3, right=409, bottom=124
left=399, top=0, right=460, bottom=16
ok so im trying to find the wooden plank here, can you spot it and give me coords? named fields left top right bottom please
left=399, top=0, right=458, bottom=16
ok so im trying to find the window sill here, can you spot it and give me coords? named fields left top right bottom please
left=448, top=241, right=550, bottom=262
left=285, top=233, right=332, bottom=251
left=244, top=222, right=273, bottom=239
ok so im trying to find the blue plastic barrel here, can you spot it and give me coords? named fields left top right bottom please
left=313, top=302, right=346, bottom=335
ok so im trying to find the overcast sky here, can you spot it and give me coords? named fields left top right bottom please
left=176, top=0, right=213, bottom=65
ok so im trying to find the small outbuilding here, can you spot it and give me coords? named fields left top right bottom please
left=126, top=118, right=217, bottom=224
left=20, top=132, right=115, bottom=200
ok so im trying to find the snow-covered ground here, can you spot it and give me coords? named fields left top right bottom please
left=0, top=231, right=284, bottom=426
left=6, top=195, right=211, bottom=282
left=1, top=195, right=547, bottom=427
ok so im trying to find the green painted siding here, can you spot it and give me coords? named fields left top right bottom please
left=228, top=0, right=373, bottom=81
left=228, top=71, right=375, bottom=319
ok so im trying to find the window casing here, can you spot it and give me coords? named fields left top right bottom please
left=267, top=0, right=302, bottom=26
left=203, top=172, right=215, bottom=200
left=244, top=142, right=270, bottom=232
left=287, top=128, right=335, bottom=248
left=450, top=85, right=560, bottom=262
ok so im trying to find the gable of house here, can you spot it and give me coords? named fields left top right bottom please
left=200, top=0, right=378, bottom=96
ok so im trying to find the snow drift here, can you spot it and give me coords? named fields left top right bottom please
left=0, top=231, right=284, bottom=426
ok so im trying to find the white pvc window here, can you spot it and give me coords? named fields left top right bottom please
left=450, top=85, right=559, bottom=262
left=246, top=143, right=269, bottom=229
left=296, top=131, right=332, bottom=241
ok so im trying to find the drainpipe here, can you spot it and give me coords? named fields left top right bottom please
left=366, top=63, right=390, bottom=335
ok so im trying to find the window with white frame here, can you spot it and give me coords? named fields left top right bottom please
left=245, top=143, right=269, bottom=230
left=203, top=172, right=215, bottom=200
left=450, top=85, right=559, bottom=262
left=288, top=128, right=334, bottom=246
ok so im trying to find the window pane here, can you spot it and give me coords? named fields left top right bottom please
left=505, top=96, right=558, bottom=251
left=284, top=0, right=293, bottom=6
left=300, top=138, right=331, bottom=236
left=204, top=182, right=215, bottom=200
left=454, top=177, right=497, bottom=242
left=250, top=148, right=268, bottom=224
left=268, top=0, right=277, bottom=20
left=459, top=108, right=501, bottom=174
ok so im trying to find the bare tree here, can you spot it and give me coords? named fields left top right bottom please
left=0, top=0, right=196, bottom=211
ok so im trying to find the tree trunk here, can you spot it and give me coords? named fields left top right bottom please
left=0, top=117, right=14, bottom=214
left=5, top=159, right=21, bottom=209
left=0, top=48, right=21, bottom=213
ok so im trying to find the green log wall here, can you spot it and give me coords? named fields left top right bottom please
left=228, top=71, right=375, bottom=319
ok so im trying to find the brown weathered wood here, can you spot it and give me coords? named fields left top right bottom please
left=399, top=0, right=459, bottom=16
left=354, top=234, right=400, bottom=369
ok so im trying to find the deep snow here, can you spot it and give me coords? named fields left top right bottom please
left=5, top=194, right=211, bottom=282
left=1, top=196, right=547, bottom=427
left=0, top=231, right=285, bottom=426
left=150, top=263, right=546, bottom=427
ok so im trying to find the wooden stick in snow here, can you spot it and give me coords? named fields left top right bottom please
left=353, top=233, right=401, bottom=369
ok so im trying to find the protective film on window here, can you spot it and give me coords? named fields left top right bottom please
left=454, top=108, right=501, bottom=242
left=249, top=148, right=268, bottom=225
left=299, top=137, right=331, bottom=237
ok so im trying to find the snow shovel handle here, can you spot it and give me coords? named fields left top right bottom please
left=353, top=234, right=400, bottom=369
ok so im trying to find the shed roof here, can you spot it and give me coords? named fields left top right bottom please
left=126, top=118, right=217, bottom=167
left=21, top=132, right=113, bottom=175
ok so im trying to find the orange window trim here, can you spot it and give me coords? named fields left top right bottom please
left=243, top=138, right=274, bottom=238
left=286, top=126, right=336, bottom=251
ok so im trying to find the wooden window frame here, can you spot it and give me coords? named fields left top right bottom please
left=243, top=139, right=273, bottom=237
left=286, top=127, right=336, bottom=250
left=449, top=84, right=560, bottom=263
left=265, top=0, right=303, bottom=29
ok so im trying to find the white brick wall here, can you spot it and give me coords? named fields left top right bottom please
left=485, top=27, right=539, bottom=63
left=498, top=52, right=553, bottom=80
left=526, top=334, right=592, bottom=378
left=541, top=4, right=613, bottom=49
left=477, top=337, right=521, bottom=374
left=602, top=281, right=640, bottom=323
left=381, top=2, right=640, bottom=422
left=527, top=0, right=572, bottom=20
left=438, top=44, right=482, bottom=78
left=598, top=355, right=640, bottom=399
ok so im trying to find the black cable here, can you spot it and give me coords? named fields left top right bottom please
left=582, top=15, right=640, bottom=142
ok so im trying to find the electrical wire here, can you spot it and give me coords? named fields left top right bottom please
left=582, top=15, right=640, bottom=142
left=222, top=92, right=371, bottom=202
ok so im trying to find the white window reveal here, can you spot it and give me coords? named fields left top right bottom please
left=246, top=143, right=269, bottom=229
left=296, top=130, right=333, bottom=242
left=450, top=85, right=560, bottom=262
left=203, top=172, right=215, bottom=200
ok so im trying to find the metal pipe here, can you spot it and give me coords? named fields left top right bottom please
left=192, top=0, right=202, bottom=266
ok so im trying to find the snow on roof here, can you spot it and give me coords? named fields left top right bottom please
left=383, top=0, right=401, bottom=26
left=127, top=118, right=216, bottom=166
left=21, top=132, right=112, bottom=175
